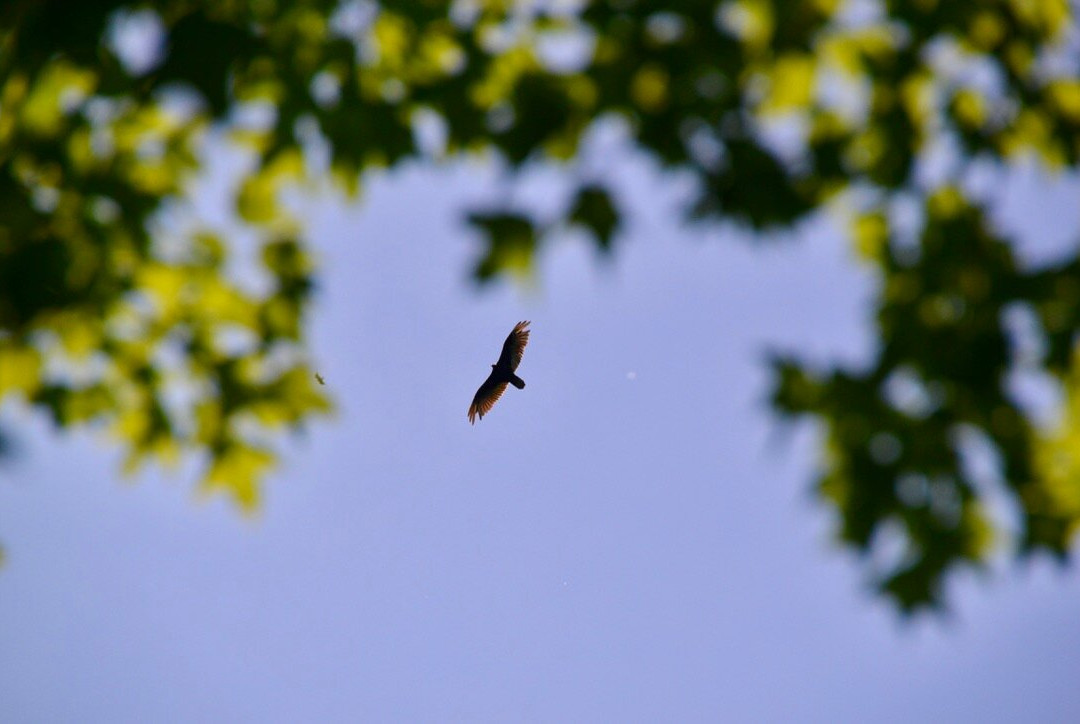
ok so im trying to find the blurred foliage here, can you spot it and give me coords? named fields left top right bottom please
left=1, top=0, right=1079, bottom=610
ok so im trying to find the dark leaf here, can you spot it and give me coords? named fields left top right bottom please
left=569, top=184, right=620, bottom=253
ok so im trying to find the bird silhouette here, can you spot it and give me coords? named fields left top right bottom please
left=468, top=321, right=530, bottom=424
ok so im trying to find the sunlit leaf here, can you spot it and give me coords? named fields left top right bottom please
left=467, top=212, right=538, bottom=282
left=0, top=344, right=41, bottom=397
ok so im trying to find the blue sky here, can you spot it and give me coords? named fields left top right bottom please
left=1, top=142, right=1079, bottom=722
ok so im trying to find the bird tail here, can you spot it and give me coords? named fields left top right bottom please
left=510, top=375, right=525, bottom=389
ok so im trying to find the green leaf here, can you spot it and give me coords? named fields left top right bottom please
left=569, top=184, right=620, bottom=253
left=467, top=212, right=539, bottom=283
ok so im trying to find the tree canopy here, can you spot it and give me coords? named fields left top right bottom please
left=1, top=0, right=1078, bottom=611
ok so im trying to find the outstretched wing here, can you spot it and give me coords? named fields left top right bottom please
left=468, top=374, right=509, bottom=424
left=495, top=320, right=530, bottom=372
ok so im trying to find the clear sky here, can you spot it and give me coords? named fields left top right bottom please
left=1, top=138, right=1079, bottom=723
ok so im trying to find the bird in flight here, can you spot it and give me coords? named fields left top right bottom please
left=468, top=321, right=530, bottom=424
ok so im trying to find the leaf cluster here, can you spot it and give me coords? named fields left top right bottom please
left=1, top=0, right=1079, bottom=609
